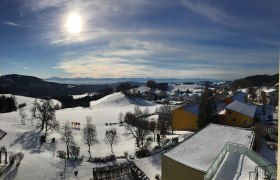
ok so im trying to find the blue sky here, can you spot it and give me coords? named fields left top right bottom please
left=0, top=0, right=279, bottom=80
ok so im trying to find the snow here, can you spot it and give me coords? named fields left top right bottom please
left=134, top=154, right=161, bottom=179
left=0, top=93, right=161, bottom=179
left=213, top=152, right=258, bottom=180
left=184, top=103, right=199, bottom=116
left=184, top=101, right=226, bottom=116
left=225, top=101, right=257, bottom=118
left=0, top=94, right=61, bottom=109
left=90, top=92, right=154, bottom=108
left=163, top=124, right=254, bottom=172
left=169, top=84, right=203, bottom=92
left=259, top=137, right=277, bottom=164
left=233, top=91, right=247, bottom=103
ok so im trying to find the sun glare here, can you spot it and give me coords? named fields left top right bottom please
left=66, top=13, right=82, bottom=34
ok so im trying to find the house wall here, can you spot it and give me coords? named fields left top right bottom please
left=223, top=109, right=253, bottom=127
left=172, top=107, right=198, bottom=130
left=162, top=155, right=205, bottom=180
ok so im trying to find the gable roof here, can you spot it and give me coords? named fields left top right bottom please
left=0, top=129, right=7, bottom=140
left=183, top=101, right=227, bottom=116
left=163, top=124, right=254, bottom=172
left=225, top=100, right=257, bottom=118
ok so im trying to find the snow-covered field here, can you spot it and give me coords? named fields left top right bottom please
left=0, top=93, right=163, bottom=179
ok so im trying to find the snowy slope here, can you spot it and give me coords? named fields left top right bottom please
left=90, top=92, right=154, bottom=108
left=0, top=93, right=160, bottom=180
left=0, top=94, right=61, bottom=109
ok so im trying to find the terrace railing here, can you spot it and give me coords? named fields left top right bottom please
left=204, top=143, right=277, bottom=180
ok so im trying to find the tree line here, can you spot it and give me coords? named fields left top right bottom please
left=0, top=95, right=17, bottom=113
left=231, top=74, right=278, bottom=90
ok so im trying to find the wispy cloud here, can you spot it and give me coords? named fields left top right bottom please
left=181, top=0, right=234, bottom=26
left=3, top=21, right=31, bottom=28
left=54, top=38, right=278, bottom=79
left=8, top=0, right=279, bottom=79
left=4, top=21, right=22, bottom=27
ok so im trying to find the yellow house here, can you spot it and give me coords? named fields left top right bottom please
left=162, top=124, right=255, bottom=180
left=172, top=103, right=199, bottom=131
left=172, top=101, right=227, bottom=131
left=219, top=100, right=257, bottom=128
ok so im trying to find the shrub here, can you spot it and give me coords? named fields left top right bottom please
left=147, top=137, right=153, bottom=142
left=18, top=103, right=27, bottom=109
left=17, top=152, right=24, bottom=165
left=135, top=149, right=150, bottom=158
left=40, top=135, right=46, bottom=144
left=124, top=151, right=128, bottom=159
left=9, top=153, right=16, bottom=164
left=153, top=145, right=161, bottom=150
left=172, top=137, right=178, bottom=143
left=155, top=174, right=161, bottom=180
left=57, top=150, right=66, bottom=159
left=89, top=155, right=116, bottom=163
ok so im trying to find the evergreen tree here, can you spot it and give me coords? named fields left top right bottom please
left=197, top=83, right=217, bottom=129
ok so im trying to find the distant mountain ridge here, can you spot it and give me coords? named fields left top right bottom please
left=45, top=76, right=223, bottom=85
left=0, top=74, right=108, bottom=97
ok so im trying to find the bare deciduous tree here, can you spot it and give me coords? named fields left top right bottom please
left=30, top=99, right=59, bottom=138
left=60, top=122, right=74, bottom=159
left=18, top=108, right=27, bottom=125
left=82, top=118, right=98, bottom=159
left=104, top=128, right=119, bottom=154
left=124, top=106, right=151, bottom=150
left=156, top=104, right=173, bottom=134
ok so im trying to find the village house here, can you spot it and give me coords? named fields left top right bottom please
left=161, top=124, right=276, bottom=180
left=218, top=100, right=257, bottom=128
left=172, top=101, right=226, bottom=131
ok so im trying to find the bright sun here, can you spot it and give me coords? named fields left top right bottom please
left=66, top=13, right=82, bottom=34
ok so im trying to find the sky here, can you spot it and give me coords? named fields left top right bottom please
left=0, top=0, right=279, bottom=80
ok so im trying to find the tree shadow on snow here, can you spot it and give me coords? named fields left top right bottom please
left=148, top=155, right=161, bottom=170
left=10, top=131, right=41, bottom=152
left=3, top=165, right=19, bottom=180
left=9, top=131, right=56, bottom=154
left=0, top=164, right=13, bottom=178
left=51, top=159, right=82, bottom=180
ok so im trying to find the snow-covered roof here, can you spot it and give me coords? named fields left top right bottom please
left=183, top=101, right=226, bottom=116
left=225, top=100, right=257, bottom=118
left=0, top=129, right=7, bottom=140
left=184, top=103, right=199, bottom=116
left=233, top=91, right=247, bottom=102
left=263, top=89, right=277, bottom=93
left=163, top=124, right=254, bottom=172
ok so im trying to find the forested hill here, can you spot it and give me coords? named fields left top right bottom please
left=0, top=74, right=110, bottom=97
left=231, top=74, right=278, bottom=89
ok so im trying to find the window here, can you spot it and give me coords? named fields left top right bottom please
left=232, top=118, right=236, bottom=121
